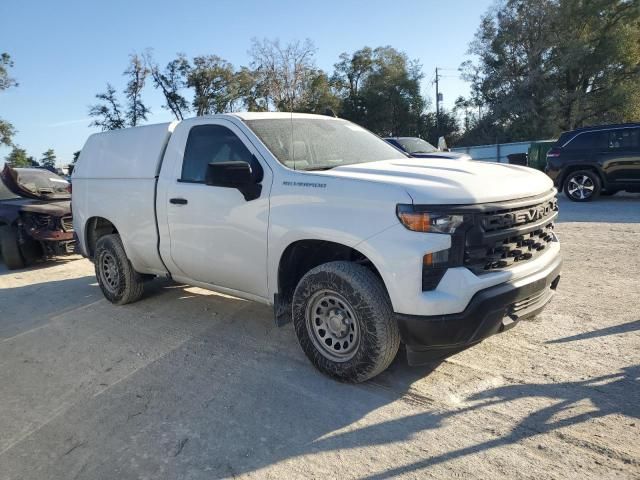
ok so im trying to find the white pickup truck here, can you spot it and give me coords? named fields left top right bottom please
left=73, top=112, right=561, bottom=382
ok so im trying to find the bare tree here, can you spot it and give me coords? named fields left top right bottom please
left=249, top=38, right=317, bottom=111
left=145, top=51, right=190, bottom=120
left=123, top=54, right=150, bottom=126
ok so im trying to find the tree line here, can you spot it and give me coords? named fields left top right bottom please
left=454, top=0, right=640, bottom=146
left=2, top=0, right=638, bottom=165
left=4, top=146, right=60, bottom=170
left=91, top=0, right=640, bottom=149
left=88, top=39, right=456, bottom=145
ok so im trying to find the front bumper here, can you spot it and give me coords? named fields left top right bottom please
left=396, top=252, right=562, bottom=365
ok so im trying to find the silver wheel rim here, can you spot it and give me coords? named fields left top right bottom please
left=567, top=174, right=595, bottom=200
left=306, top=290, right=360, bottom=362
left=100, top=252, right=119, bottom=293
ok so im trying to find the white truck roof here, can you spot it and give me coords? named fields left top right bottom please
left=74, top=122, right=177, bottom=179
left=73, top=114, right=337, bottom=180
left=228, top=112, right=336, bottom=121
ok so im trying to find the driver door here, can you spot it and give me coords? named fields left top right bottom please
left=165, top=120, right=271, bottom=299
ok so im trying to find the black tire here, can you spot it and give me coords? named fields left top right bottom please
left=292, top=261, right=400, bottom=383
left=563, top=170, right=601, bottom=202
left=0, top=225, right=25, bottom=270
left=94, top=234, right=144, bottom=305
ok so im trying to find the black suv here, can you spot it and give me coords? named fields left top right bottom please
left=545, top=123, right=640, bottom=201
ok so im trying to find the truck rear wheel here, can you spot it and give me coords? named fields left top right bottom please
left=94, top=234, right=144, bottom=305
left=0, top=225, right=25, bottom=270
left=292, top=261, right=400, bottom=383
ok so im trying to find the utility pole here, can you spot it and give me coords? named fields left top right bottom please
left=435, top=67, right=440, bottom=118
left=435, top=67, right=440, bottom=130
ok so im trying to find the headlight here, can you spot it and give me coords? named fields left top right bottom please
left=396, top=204, right=464, bottom=233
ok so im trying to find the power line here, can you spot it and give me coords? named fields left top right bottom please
left=434, top=65, right=468, bottom=127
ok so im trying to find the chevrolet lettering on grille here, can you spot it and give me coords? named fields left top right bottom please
left=483, top=199, right=557, bottom=230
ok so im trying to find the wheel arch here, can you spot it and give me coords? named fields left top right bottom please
left=274, top=239, right=388, bottom=324
left=560, top=165, right=606, bottom=190
left=84, top=216, right=119, bottom=259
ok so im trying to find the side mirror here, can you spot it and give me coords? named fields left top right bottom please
left=205, top=161, right=262, bottom=201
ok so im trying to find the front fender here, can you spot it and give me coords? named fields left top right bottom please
left=353, top=224, right=451, bottom=313
left=266, top=173, right=412, bottom=300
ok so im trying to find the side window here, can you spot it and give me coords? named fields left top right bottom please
left=565, top=132, right=595, bottom=150
left=606, top=128, right=640, bottom=151
left=594, top=131, right=608, bottom=150
left=181, top=125, right=253, bottom=182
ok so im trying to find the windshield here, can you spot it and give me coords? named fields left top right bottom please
left=396, top=137, right=438, bottom=154
left=245, top=118, right=406, bottom=170
left=14, top=169, right=70, bottom=199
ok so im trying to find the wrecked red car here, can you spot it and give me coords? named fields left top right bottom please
left=0, top=165, right=74, bottom=270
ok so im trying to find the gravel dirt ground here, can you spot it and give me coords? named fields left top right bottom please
left=0, top=195, right=638, bottom=479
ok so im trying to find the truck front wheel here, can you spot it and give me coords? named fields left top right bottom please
left=94, top=234, right=144, bottom=305
left=292, top=261, right=400, bottom=382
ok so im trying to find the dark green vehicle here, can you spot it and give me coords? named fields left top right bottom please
left=528, top=141, right=556, bottom=171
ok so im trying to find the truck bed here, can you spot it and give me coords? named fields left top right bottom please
left=73, top=122, right=177, bottom=275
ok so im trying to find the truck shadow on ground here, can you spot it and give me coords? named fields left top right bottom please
left=361, top=364, right=639, bottom=479
left=0, top=272, right=199, bottom=341
left=546, top=319, right=640, bottom=344
left=0, top=255, right=80, bottom=277
left=0, top=273, right=99, bottom=340
left=1, top=275, right=638, bottom=478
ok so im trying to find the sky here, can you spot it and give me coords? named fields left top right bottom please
left=0, top=0, right=493, bottom=166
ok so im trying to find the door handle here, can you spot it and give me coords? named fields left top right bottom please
left=170, top=198, right=188, bottom=205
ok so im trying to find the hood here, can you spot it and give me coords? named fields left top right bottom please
left=317, top=158, right=554, bottom=204
left=1, top=164, right=71, bottom=201
left=409, top=151, right=471, bottom=161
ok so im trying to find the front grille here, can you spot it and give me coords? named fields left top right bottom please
left=61, top=215, right=73, bottom=232
left=31, top=214, right=52, bottom=229
left=463, top=194, right=558, bottom=273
